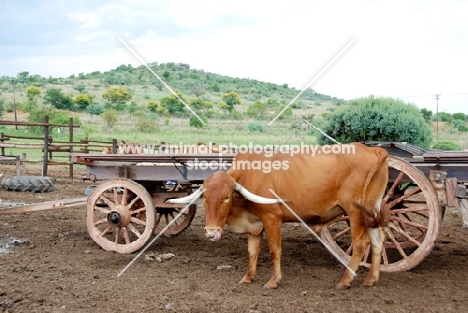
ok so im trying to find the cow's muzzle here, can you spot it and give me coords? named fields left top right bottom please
left=204, top=227, right=223, bottom=241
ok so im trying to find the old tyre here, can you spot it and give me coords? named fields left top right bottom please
left=321, top=156, right=441, bottom=272
left=87, top=179, right=155, bottom=254
left=1, top=176, right=54, bottom=193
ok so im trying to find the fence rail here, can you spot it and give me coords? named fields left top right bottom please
left=0, top=116, right=113, bottom=178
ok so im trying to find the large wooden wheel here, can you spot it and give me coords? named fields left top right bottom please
left=151, top=184, right=197, bottom=236
left=87, top=179, right=155, bottom=254
left=321, top=156, right=442, bottom=272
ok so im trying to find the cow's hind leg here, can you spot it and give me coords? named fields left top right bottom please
left=336, top=222, right=370, bottom=290
left=363, top=227, right=384, bottom=287
left=239, top=233, right=262, bottom=285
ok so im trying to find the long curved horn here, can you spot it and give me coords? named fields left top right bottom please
left=234, top=183, right=282, bottom=204
left=0, top=171, right=5, bottom=178
left=166, top=186, right=204, bottom=204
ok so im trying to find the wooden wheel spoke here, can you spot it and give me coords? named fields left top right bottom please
left=115, top=227, right=120, bottom=243
left=131, top=207, right=147, bottom=215
left=121, top=187, right=129, bottom=205
left=385, top=171, right=405, bottom=201
left=388, top=222, right=422, bottom=246
left=169, top=213, right=179, bottom=226
left=94, top=218, right=108, bottom=226
left=127, top=196, right=141, bottom=209
left=392, top=216, right=428, bottom=230
left=384, top=227, right=408, bottom=259
left=345, top=242, right=353, bottom=255
left=93, top=205, right=111, bottom=214
left=127, top=224, right=142, bottom=238
left=98, top=195, right=116, bottom=209
left=388, top=186, right=422, bottom=208
left=332, top=226, right=351, bottom=241
left=381, top=245, right=389, bottom=265
left=101, top=225, right=113, bottom=237
left=391, top=206, right=429, bottom=214
left=122, top=227, right=131, bottom=244
left=130, top=216, right=147, bottom=226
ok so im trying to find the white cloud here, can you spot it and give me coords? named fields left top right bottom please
left=1, top=0, right=467, bottom=113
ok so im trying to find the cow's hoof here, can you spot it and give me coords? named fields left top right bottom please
left=336, top=283, right=351, bottom=290
left=262, top=283, right=277, bottom=290
left=238, top=279, right=251, bottom=285
left=362, top=281, right=376, bottom=287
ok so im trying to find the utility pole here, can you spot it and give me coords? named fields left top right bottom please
left=435, top=94, right=440, bottom=142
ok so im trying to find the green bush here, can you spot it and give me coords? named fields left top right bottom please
left=136, top=117, right=159, bottom=132
left=432, top=141, right=462, bottom=151
left=0, top=98, right=4, bottom=117
left=458, top=125, right=468, bottom=132
left=189, top=114, right=207, bottom=128
left=86, top=104, right=104, bottom=115
left=27, top=108, right=81, bottom=134
left=319, top=96, right=432, bottom=148
left=248, top=122, right=265, bottom=133
left=231, top=110, right=244, bottom=120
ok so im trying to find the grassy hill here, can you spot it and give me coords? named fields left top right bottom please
left=0, top=62, right=467, bottom=150
left=0, top=63, right=344, bottom=146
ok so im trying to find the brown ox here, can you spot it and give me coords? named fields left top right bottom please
left=168, top=143, right=389, bottom=289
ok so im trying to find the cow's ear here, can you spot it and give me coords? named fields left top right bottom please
left=232, top=191, right=243, bottom=202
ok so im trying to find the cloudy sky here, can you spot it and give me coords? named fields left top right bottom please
left=1, top=0, right=467, bottom=113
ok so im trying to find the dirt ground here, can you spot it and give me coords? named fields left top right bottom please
left=1, top=164, right=468, bottom=313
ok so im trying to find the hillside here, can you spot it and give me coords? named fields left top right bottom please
left=1, top=63, right=467, bottom=150
left=0, top=62, right=344, bottom=146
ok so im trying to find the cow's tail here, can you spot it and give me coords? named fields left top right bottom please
left=358, top=147, right=390, bottom=227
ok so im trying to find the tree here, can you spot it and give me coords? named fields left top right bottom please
left=43, top=88, right=75, bottom=110
left=420, top=108, right=433, bottom=122
left=218, top=101, right=230, bottom=115
left=221, top=91, right=241, bottom=113
left=101, top=110, right=118, bottom=128
left=319, top=96, right=432, bottom=148
left=146, top=100, right=159, bottom=112
left=160, top=92, right=187, bottom=117
left=452, top=112, right=467, bottom=121
left=247, top=101, right=267, bottom=118
left=102, top=87, right=132, bottom=110
left=190, top=98, right=213, bottom=113
left=26, top=86, right=41, bottom=101
left=74, top=94, right=91, bottom=111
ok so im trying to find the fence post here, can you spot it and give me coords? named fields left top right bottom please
left=112, top=139, right=118, bottom=154
left=0, top=132, right=4, bottom=156
left=69, top=117, right=74, bottom=179
left=42, top=115, right=49, bottom=177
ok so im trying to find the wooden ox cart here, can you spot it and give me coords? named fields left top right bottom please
left=1, top=142, right=467, bottom=273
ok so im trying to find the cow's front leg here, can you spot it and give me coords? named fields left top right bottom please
left=239, top=232, right=263, bottom=285
left=262, top=218, right=282, bottom=289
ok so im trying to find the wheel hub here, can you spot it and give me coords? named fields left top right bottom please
left=107, top=205, right=131, bottom=227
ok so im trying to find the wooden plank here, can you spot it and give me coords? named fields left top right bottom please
left=0, top=197, right=87, bottom=215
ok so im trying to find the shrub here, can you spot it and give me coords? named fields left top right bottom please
left=86, top=104, right=104, bottom=115
left=248, top=122, right=265, bottom=133
left=458, top=125, right=468, bottom=132
left=231, top=110, right=244, bottom=120
left=319, top=96, right=432, bottom=148
left=136, top=117, right=159, bottom=132
left=101, top=110, right=118, bottom=128
left=189, top=115, right=207, bottom=128
left=432, top=141, right=462, bottom=151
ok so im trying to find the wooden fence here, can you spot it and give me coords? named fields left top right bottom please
left=0, top=116, right=113, bottom=178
